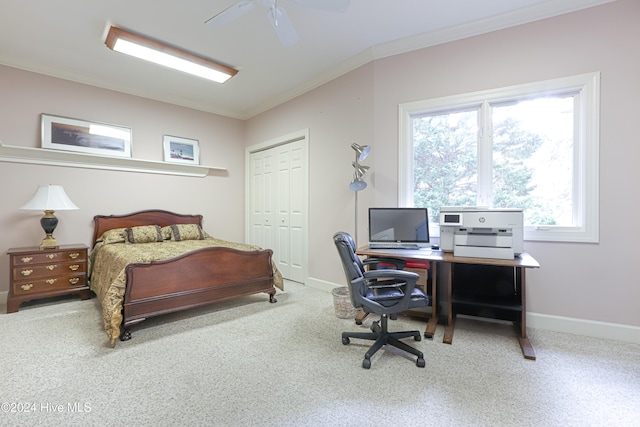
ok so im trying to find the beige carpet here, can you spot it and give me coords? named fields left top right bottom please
left=1, top=280, right=639, bottom=427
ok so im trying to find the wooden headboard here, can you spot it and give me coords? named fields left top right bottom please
left=92, top=210, right=203, bottom=246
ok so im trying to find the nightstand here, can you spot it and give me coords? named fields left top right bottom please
left=6, top=244, right=92, bottom=313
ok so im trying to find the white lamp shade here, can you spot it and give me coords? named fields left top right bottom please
left=21, top=185, right=78, bottom=211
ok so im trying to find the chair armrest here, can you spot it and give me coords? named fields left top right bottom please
left=362, top=269, right=419, bottom=292
left=352, top=269, right=424, bottom=315
left=363, top=257, right=406, bottom=270
left=363, top=269, right=419, bottom=282
left=368, top=281, right=405, bottom=289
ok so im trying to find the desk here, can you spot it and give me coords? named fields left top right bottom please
left=356, top=247, right=540, bottom=360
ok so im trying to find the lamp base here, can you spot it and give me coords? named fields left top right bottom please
left=40, top=234, right=59, bottom=249
left=40, top=211, right=59, bottom=249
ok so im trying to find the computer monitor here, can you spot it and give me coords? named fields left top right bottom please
left=368, top=208, right=430, bottom=249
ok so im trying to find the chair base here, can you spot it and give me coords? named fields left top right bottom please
left=342, top=314, right=425, bottom=369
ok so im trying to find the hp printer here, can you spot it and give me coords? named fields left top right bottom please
left=439, top=206, right=523, bottom=260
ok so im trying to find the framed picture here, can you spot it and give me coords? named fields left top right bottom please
left=41, top=114, right=131, bottom=157
left=163, top=135, right=200, bottom=165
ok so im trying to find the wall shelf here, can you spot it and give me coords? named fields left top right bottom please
left=0, top=142, right=226, bottom=177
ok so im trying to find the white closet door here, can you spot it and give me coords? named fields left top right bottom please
left=250, top=149, right=276, bottom=251
left=275, top=144, right=291, bottom=278
left=249, top=137, right=307, bottom=283
left=286, top=140, right=305, bottom=283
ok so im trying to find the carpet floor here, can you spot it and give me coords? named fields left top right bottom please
left=1, top=280, right=639, bottom=427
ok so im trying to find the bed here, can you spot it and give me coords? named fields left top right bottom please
left=89, top=210, right=283, bottom=347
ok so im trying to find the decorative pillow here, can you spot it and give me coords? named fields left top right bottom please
left=124, top=225, right=163, bottom=244
left=97, top=228, right=126, bottom=245
left=168, top=224, right=205, bottom=241
left=161, top=226, right=171, bottom=240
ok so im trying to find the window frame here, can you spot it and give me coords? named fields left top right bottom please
left=398, top=72, right=600, bottom=243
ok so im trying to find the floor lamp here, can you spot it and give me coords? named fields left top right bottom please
left=349, top=143, right=370, bottom=246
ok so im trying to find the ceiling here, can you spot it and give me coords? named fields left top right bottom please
left=0, top=0, right=613, bottom=120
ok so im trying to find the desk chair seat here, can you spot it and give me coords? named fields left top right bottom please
left=333, top=232, right=430, bottom=369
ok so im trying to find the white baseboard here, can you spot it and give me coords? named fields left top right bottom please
left=307, top=278, right=640, bottom=345
left=527, top=312, right=640, bottom=345
left=305, top=277, right=340, bottom=293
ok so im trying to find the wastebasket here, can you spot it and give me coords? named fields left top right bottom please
left=331, top=286, right=357, bottom=319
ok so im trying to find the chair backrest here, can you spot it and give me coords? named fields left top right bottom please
left=334, top=231, right=427, bottom=316
left=333, top=232, right=365, bottom=308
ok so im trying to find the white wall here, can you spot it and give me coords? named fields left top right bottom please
left=0, top=65, right=247, bottom=293
left=1, top=0, right=638, bottom=335
left=246, top=0, right=640, bottom=330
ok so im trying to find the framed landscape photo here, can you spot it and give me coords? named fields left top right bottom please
left=41, top=114, right=132, bottom=158
left=163, top=135, right=200, bottom=165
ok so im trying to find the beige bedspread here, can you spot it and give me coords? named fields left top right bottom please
left=89, top=237, right=283, bottom=347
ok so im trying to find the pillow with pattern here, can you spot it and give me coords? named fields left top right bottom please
left=97, top=228, right=126, bottom=245
left=167, top=223, right=205, bottom=241
left=161, top=225, right=172, bottom=241
left=124, top=225, right=164, bottom=244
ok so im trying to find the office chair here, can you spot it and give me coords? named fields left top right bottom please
left=333, top=232, right=430, bottom=369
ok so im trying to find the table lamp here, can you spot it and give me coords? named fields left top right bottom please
left=21, top=185, right=79, bottom=249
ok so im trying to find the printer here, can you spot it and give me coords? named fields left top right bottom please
left=439, top=206, right=523, bottom=260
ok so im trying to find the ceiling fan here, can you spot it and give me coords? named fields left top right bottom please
left=205, top=0, right=351, bottom=47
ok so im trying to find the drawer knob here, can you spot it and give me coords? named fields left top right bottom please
left=46, top=253, right=57, bottom=259
left=46, top=278, right=57, bottom=285
left=21, top=256, right=34, bottom=263
left=21, top=269, right=33, bottom=276
left=21, top=284, right=34, bottom=291
left=46, top=265, right=58, bottom=271
left=69, top=278, right=80, bottom=285
left=68, top=265, right=80, bottom=271
left=69, top=253, right=80, bottom=259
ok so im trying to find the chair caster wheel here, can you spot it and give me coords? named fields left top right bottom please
left=362, top=358, right=371, bottom=369
left=414, top=334, right=422, bottom=342
left=416, top=358, right=425, bottom=368
left=342, top=337, right=350, bottom=345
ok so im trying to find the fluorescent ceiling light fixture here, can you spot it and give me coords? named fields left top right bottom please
left=105, top=26, right=237, bottom=83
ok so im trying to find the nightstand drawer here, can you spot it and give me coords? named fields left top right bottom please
left=11, top=249, right=86, bottom=266
left=12, top=260, right=87, bottom=281
left=12, top=274, right=88, bottom=295
left=7, top=244, right=91, bottom=313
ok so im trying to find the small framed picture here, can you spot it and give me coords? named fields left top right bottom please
left=42, top=114, right=132, bottom=157
left=163, top=135, right=200, bottom=165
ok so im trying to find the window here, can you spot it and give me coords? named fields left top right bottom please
left=399, top=73, right=599, bottom=243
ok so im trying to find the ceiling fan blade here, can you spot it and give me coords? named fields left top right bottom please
left=267, top=6, right=299, bottom=47
left=287, top=0, right=350, bottom=13
left=205, top=0, right=256, bottom=27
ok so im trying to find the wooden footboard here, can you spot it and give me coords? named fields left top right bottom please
left=121, top=246, right=276, bottom=340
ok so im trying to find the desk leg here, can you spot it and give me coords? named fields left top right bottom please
left=516, top=267, right=536, bottom=360
left=424, top=262, right=438, bottom=339
left=354, top=309, right=368, bottom=325
left=443, top=262, right=454, bottom=345
left=443, top=314, right=456, bottom=345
